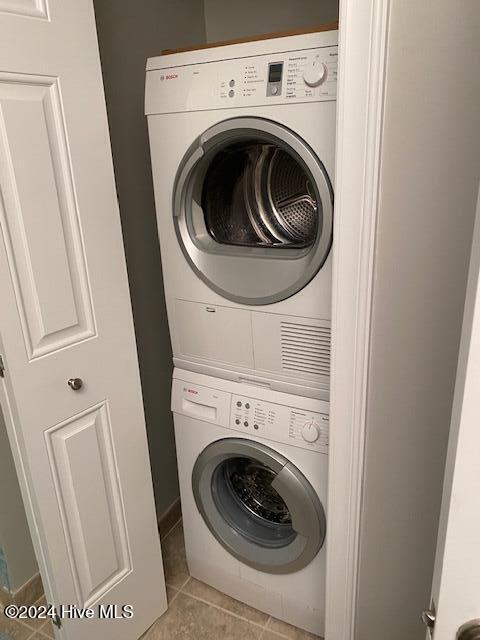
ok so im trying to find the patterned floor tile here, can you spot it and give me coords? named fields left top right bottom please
left=143, top=592, right=262, bottom=640
left=266, top=616, right=321, bottom=639
left=182, top=577, right=269, bottom=626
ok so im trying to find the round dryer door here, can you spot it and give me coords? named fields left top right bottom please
left=192, top=438, right=326, bottom=574
left=173, top=117, right=333, bottom=305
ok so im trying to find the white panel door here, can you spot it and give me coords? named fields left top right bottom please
left=426, top=186, right=480, bottom=640
left=0, top=1, right=167, bottom=639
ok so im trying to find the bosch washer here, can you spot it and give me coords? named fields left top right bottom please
left=171, top=368, right=329, bottom=636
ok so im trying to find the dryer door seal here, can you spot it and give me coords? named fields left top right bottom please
left=192, top=438, right=326, bottom=574
left=173, top=117, right=333, bottom=306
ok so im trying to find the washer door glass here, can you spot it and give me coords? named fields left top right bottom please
left=192, top=438, right=326, bottom=574
left=174, top=117, right=333, bottom=305
left=213, top=456, right=297, bottom=549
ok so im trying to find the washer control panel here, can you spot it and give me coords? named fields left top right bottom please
left=145, top=46, right=338, bottom=115
left=230, top=394, right=329, bottom=454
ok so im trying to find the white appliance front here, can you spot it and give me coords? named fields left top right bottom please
left=146, top=32, right=337, bottom=398
left=171, top=368, right=329, bottom=635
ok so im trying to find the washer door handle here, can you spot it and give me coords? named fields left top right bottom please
left=272, top=463, right=325, bottom=542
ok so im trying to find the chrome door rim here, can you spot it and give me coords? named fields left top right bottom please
left=173, top=117, right=333, bottom=306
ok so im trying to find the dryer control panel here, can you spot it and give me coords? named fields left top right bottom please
left=145, top=46, right=338, bottom=115
left=230, top=394, right=329, bottom=454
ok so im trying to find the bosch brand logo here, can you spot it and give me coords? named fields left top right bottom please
left=183, top=387, right=198, bottom=395
left=159, top=73, right=178, bottom=82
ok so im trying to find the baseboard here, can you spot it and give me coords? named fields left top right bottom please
left=0, top=571, right=43, bottom=607
left=158, top=497, right=182, bottom=539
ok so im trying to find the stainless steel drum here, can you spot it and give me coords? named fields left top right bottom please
left=266, top=148, right=318, bottom=243
left=204, top=142, right=319, bottom=248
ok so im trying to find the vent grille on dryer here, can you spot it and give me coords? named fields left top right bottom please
left=280, top=321, right=331, bottom=378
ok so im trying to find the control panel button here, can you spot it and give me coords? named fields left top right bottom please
left=235, top=419, right=240, bottom=425
left=254, top=424, right=259, bottom=430
left=245, top=403, right=250, bottom=409
left=303, top=60, right=327, bottom=87
left=244, top=421, right=249, bottom=427
left=236, top=401, right=242, bottom=407
left=229, top=79, right=235, bottom=87
left=228, top=89, right=235, bottom=98
left=271, top=85, right=278, bottom=95
left=301, top=421, right=320, bottom=443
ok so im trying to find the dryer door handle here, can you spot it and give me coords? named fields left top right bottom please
left=173, top=145, right=204, bottom=217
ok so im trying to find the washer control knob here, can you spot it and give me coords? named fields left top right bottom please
left=301, top=421, right=320, bottom=443
left=303, top=60, right=327, bottom=87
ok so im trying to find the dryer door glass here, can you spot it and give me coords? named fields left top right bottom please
left=192, top=438, right=326, bottom=574
left=173, top=117, right=334, bottom=305
left=202, top=142, right=318, bottom=248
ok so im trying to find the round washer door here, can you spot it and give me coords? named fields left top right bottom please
left=192, top=438, right=326, bottom=574
left=173, top=117, right=333, bottom=305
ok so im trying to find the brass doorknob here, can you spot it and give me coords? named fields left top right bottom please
left=67, top=378, right=83, bottom=391
left=458, top=620, right=480, bottom=640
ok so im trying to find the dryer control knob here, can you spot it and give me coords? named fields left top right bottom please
left=302, top=421, right=320, bottom=443
left=303, top=60, right=327, bottom=87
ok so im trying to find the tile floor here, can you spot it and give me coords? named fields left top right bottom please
left=142, top=520, right=321, bottom=640
left=0, top=596, right=54, bottom=640
left=0, top=519, right=320, bottom=640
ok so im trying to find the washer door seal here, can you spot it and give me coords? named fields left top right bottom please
left=192, top=438, right=326, bottom=574
left=173, top=117, right=333, bottom=306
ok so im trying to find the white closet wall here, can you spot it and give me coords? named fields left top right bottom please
left=355, top=2, right=480, bottom=639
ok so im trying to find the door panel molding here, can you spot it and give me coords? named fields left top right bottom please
left=0, top=2, right=166, bottom=638
left=44, top=402, right=132, bottom=607
left=0, top=0, right=48, bottom=20
left=0, top=73, right=96, bottom=360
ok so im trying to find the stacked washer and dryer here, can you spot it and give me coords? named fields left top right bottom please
left=145, top=29, right=337, bottom=636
